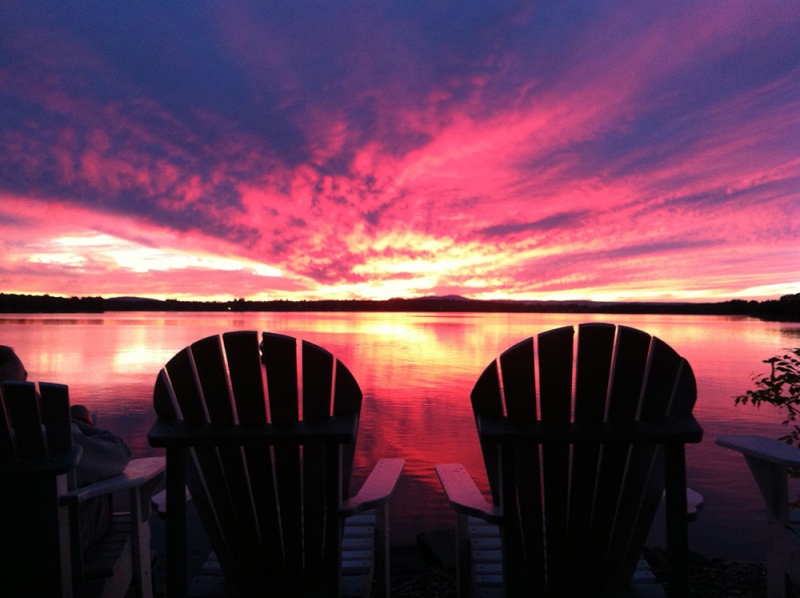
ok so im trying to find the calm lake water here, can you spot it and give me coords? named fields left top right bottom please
left=3, top=311, right=799, bottom=562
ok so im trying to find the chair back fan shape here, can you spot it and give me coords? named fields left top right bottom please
left=153, top=331, right=363, bottom=591
left=470, top=323, right=697, bottom=595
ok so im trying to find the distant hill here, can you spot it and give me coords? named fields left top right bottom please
left=0, top=292, right=798, bottom=321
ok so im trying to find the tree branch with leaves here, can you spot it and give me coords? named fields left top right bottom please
left=735, top=348, right=800, bottom=444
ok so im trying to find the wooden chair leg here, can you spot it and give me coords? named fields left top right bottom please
left=129, top=485, right=153, bottom=598
left=374, top=504, right=390, bottom=598
left=665, top=445, right=690, bottom=597
left=455, top=513, right=471, bottom=598
left=743, top=454, right=796, bottom=598
left=166, top=447, right=188, bottom=598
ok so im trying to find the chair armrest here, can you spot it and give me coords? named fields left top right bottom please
left=340, top=458, right=405, bottom=517
left=716, top=435, right=800, bottom=467
left=478, top=414, right=703, bottom=444
left=148, top=414, right=357, bottom=448
left=435, top=463, right=503, bottom=524
left=61, top=456, right=166, bottom=504
left=0, top=445, right=82, bottom=477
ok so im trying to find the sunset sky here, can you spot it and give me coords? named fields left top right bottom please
left=1, top=2, right=798, bottom=303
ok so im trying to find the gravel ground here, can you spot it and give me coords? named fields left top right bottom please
left=149, top=514, right=783, bottom=597
left=389, top=538, right=786, bottom=598
left=151, top=551, right=776, bottom=597
left=389, top=557, right=774, bottom=597
left=648, top=548, right=773, bottom=598
left=676, top=559, right=769, bottom=597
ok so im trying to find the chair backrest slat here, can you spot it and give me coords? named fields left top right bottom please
left=537, top=326, right=574, bottom=424
left=574, top=323, right=616, bottom=423
left=153, top=370, right=180, bottom=420
left=567, top=324, right=616, bottom=591
left=471, top=355, right=504, bottom=504
left=332, top=357, right=363, bottom=493
left=499, top=337, right=535, bottom=421
left=333, top=359, right=362, bottom=416
left=302, top=341, right=335, bottom=419
left=166, top=348, right=207, bottom=423
left=607, top=326, right=651, bottom=422
left=669, top=358, right=697, bottom=417
left=224, top=331, right=266, bottom=425
left=194, top=334, right=235, bottom=425
left=1, top=381, right=73, bottom=462
left=0, top=384, right=15, bottom=461
left=40, top=383, right=72, bottom=454
left=640, top=338, right=682, bottom=421
left=536, top=327, right=574, bottom=590
left=260, top=333, right=304, bottom=576
left=4, top=382, right=45, bottom=458
left=301, top=339, right=336, bottom=576
left=262, top=333, right=299, bottom=424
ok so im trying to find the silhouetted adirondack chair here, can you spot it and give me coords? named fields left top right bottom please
left=0, top=380, right=165, bottom=598
left=436, top=323, right=703, bottom=597
left=716, top=435, right=800, bottom=597
left=147, top=331, right=405, bottom=597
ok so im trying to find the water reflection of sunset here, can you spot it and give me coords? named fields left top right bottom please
left=3, top=312, right=800, bottom=560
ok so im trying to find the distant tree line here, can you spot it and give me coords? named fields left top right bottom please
left=1, top=292, right=798, bottom=321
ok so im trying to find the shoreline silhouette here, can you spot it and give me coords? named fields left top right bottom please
left=1, top=292, right=798, bottom=321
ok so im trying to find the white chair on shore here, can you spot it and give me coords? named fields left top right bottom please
left=717, top=435, right=800, bottom=598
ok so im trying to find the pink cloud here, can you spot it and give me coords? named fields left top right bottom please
left=1, top=2, right=798, bottom=302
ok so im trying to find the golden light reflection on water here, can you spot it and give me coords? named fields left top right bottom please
left=2, top=311, right=798, bottom=558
